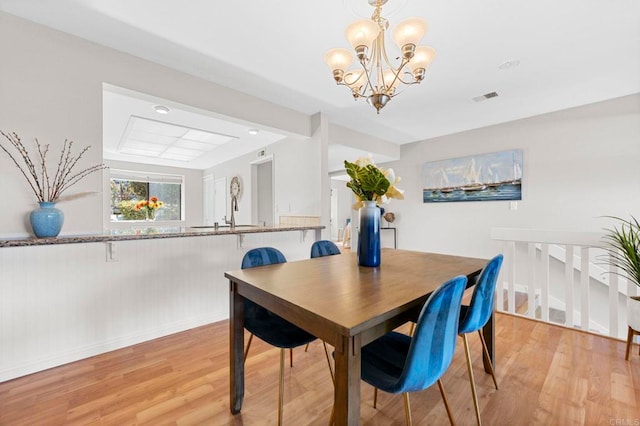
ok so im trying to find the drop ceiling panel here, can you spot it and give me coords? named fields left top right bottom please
left=128, top=131, right=178, bottom=145
left=173, top=139, right=219, bottom=151
left=118, top=116, right=239, bottom=162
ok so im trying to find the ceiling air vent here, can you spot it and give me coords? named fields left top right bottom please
left=472, top=92, right=499, bottom=102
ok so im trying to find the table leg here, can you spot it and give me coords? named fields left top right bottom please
left=481, top=311, right=495, bottom=374
left=333, top=334, right=361, bottom=425
left=229, top=280, right=245, bottom=414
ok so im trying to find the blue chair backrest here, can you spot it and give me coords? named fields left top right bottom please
left=241, top=247, right=287, bottom=269
left=241, top=247, right=287, bottom=320
left=400, top=275, right=467, bottom=393
left=310, top=240, right=341, bottom=258
left=458, top=254, right=504, bottom=335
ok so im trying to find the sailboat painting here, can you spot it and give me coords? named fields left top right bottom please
left=422, top=149, right=523, bottom=203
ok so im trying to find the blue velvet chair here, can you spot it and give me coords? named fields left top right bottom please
left=360, top=275, right=468, bottom=425
left=241, top=247, right=318, bottom=425
left=458, top=254, right=503, bottom=426
left=310, top=239, right=341, bottom=258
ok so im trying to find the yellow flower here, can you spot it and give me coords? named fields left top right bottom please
left=352, top=195, right=364, bottom=210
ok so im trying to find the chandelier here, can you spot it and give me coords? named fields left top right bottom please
left=324, top=0, right=436, bottom=113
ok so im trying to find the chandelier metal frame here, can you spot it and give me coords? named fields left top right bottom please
left=325, top=0, right=436, bottom=113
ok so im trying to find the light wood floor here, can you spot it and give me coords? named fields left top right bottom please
left=1, top=313, right=639, bottom=425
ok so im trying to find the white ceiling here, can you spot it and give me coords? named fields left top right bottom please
left=102, top=86, right=289, bottom=169
left=2, top=0, right=640, bottom=170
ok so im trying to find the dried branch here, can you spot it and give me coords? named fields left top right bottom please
left=34, top=138, right=49, bottom=201
left=56, top=191, right=98, bottom=203
left=0, top=131, right=108, bottom=203
left=0, top=131, right=42, bottom=200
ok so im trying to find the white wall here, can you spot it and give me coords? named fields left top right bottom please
left=104, top=160, right=204, bottom=229
left=0, top=11, right=310, bottom=237
left=203, top=134, right=323, bottom=230
left=202, top=153, right=252, bottom=226
left=328, top=123, right=400, bottom=157
left=272, top=136, right=322, bottom=222
left=331, top=179, right=353, bottom=238
left=390, top=94, right=640, bottom=258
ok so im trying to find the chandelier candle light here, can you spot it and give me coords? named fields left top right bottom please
left=325, top=0, right=436, bottom=113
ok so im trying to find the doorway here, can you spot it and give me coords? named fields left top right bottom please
left=251, top=155, right=274, bottom=226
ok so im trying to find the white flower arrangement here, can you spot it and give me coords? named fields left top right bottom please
left=344, top=155, right=404, bottom=209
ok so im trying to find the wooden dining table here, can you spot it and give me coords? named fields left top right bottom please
left=225, top=248, right=490, bottom=425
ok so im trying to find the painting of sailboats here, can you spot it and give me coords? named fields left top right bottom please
left=423, top=150, right=523, bottom=203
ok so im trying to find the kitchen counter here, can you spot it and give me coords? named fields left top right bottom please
left=0, top=222, right=324, bottom=382
left=0, top=224, right=324, bottom=248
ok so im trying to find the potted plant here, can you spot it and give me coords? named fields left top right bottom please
left=601, top=216, right=640, bottom=357
left=0, top=131, right=107, bottom=237
left=344, top=156, right=403, bottom=267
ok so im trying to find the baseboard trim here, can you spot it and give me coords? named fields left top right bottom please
left=0, top=313, right=226, bottom=383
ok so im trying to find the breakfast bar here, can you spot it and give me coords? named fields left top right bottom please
left=0, top=224, right=323, bottom=248
left=0, top=224, right=323, bottom=383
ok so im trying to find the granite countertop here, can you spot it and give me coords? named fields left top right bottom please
left=0, top=225, right=324, bottom=248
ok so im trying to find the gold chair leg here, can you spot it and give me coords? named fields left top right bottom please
left=373, top=387, right=378, bottom=409
left=477, top=330, right=499, bottom=390
left=408, top=322, right=415, bottom=337
left=626, top=326, right=633, bottom=360
left=244, top=333, right=254, bottom=362
left=437, top=379, right=456, bottom=426
left=305, top=342, right=310, bottom=352
left=403, top=393, right=413, bottom=426
left=463, top=334, right=482, bottom=425
left=278, top=348, right=285, bottom=426
left=290, top=348, right=293, bottom=367
left=322, top=341, right=335, bottom=384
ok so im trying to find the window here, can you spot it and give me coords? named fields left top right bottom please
left=109, top=170, right=183, bottom=222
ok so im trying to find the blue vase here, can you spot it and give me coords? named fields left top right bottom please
left=30, top=202, right=64, bottom=238
left=357, top=200, right=381, bottom=267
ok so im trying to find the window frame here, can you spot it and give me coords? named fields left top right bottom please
left=109, top=169, right=185, bottom=223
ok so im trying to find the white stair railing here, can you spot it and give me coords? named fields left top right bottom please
left=491, top=228, right=639, bottom=340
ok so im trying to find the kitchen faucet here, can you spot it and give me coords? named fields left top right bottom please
left=223, top=195, right=238, bottom=228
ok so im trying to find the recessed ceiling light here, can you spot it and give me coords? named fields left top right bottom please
left=153, top=105, right=170, bottom=114
left=498, top=59, right=520, bottom=70
left=248, top=129, right=259, bottom=135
